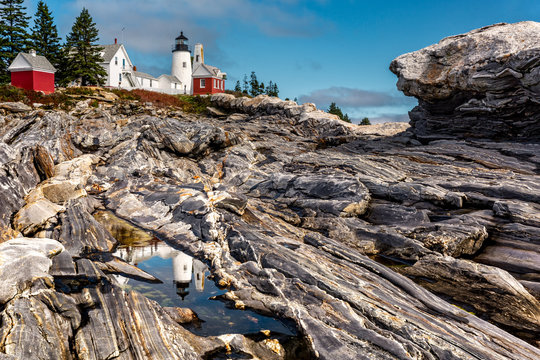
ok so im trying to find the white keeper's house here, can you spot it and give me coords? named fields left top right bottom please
left=98, top=32, right=226, bottom=95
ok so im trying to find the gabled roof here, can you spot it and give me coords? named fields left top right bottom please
left=134, top=71, right=157, bottom=80
left=100, top=44, right=122, bottom=63
left=158, top=74, right=181, bottom=84
left=192, top=63, right=224, bottom=78
left=8, top=52, right=56, bottom=73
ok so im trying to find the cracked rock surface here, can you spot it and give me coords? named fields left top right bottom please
left=0, top=86, right=538, bottom=359
left=390, top=21, right=540, bottom=141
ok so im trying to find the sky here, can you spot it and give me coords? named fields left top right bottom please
left=23, top=0, right=540, bottom=124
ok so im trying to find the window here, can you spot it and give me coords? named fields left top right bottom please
left=149, top=79, right=152, bottom=87
left=183, top=62, right=186, bottom=68
left=200, top=79, right=206, bottom=87
left=196, top=55, right=199, bottom=62
left=221, top=81, right=224, bottom=90
left=119, top=73, right=122, bottom=83
left=115, top=57, right=118, bottom=65
left=214, top=79, right=217, bottom=88
left=122, top=59, right=125, bottom=69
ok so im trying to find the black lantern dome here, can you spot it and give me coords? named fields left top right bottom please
left=173, top=31, right=189, bottom=52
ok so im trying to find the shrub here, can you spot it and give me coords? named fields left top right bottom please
left=111, top=89, right=141, bottom=101
left=132, top=89, right=182, bottom=107
left=63, top=87, right=96, bottom=96
left=0, top=85, right=26, bottom=102
left=178, top=95, right=212, bottom=114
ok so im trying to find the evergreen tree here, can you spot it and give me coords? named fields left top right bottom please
left=360, top=117, right=371, bottom=125
left=270, top=82, right=279, bottom=97
left=63, top=8, right=106, bottom=86
left=259, top=82, right=264, bottom=94
left=327, top=102, right=351, bottom=123
left=249, top=71, right=259, bottom=96
left=327, top=102, right=344, bottom=119
left=242, top=74, right=248, bottom=94
left=234, top=80, right=241, bottom=92
left=31, top=1, right=61, bottom=68
left=0, top=0, right=31, bottom=83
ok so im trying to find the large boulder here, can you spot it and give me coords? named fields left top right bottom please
left=390, top=21, right=540, bottom=141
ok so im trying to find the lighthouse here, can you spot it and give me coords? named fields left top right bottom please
left=171, top=31, right=192, bottom=94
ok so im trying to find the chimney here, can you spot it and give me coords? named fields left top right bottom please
left=133, top=65, right=137, bottom=71
left=29, top=49, right=36, bottom=57
left=115, top=38, right=117, bottom=44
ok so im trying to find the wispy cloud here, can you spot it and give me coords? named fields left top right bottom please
left=298, top=86, right=416, bottom=110
left=366, top=114, right=410, bottom=124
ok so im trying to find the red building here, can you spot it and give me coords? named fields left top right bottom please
left=8, top=50, right=56, bottom=94
left=192, top=64, right=226, bottom=95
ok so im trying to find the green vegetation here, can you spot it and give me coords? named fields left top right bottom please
left=61, top=8, right=107, bottom=86
left=0, top=84, right=73, bottom=109
left=360, top=117, right=371, bottom=125
left=327, top=102, right=351, bottom=123
left=31, top=1, right=61, bottom=70
left=235, top=71, right=279, bottom=97
left=0, top=0, right=31, bottom=83
left=178, top=95, right=212, bottom=113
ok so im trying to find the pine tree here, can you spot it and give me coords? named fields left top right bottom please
left=234, top=80, right=241, bottom=92
left=0, top=0, right=31, bottom=83
left=242, top=74, right=248, bottom=94
left=343, top=113, right=351, bottom=123
left=63, top=8, right=106, bottom=86
left=31, top=1, right=61, bottom=68
left=269, top=82, right=279, bottom=97
left=328, top=102, right=344, bottom=119
left=249, top=71, right=259, bottom=96
left=360, top=117, right=371, bottom=125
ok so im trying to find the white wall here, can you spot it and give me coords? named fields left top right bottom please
left=171, top=50, right=192, bottom=94
left=104, top=46, right=134, bottom=88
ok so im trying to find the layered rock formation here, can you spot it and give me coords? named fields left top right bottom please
left=390, top=21, right=540, bottom=141
left=0, top=23, right=539, bottom=358
left=0, top=88, right=539, bottom=359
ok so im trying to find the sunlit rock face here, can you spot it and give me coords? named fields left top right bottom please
left=0, top=41, right=540, bottom=358
left=390, top=21, right=540, bottom=141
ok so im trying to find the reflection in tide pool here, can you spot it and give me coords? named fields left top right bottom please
left=114, top=242, right=207, bottom=300
left=113, top=241, right=294, bottom=337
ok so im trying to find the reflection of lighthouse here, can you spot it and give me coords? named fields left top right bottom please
left=114, top=241, right=208, bottom=300
left=172, top=252, right=192, bottom=300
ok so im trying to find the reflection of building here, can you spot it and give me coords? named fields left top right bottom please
left=173, top=252, right=192, bottom=300
left=114, top=242, right=207, bottom=300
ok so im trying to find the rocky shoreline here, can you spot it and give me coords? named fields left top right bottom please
left=0, top=21, right=539, bottom=360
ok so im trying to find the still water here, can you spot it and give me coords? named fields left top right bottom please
left=112, top=240, right=294, bottom=336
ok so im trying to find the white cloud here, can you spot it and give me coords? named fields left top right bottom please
left=299, top=86, right=416, bottom=109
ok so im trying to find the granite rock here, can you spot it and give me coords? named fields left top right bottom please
left=390, top=21, right=540, bottom=141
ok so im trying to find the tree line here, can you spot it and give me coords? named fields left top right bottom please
left=327, top=102, right=371, bottom=125
left=234, top=71, right=279, bottom=97
left=0, top=0, right=106, bottom=86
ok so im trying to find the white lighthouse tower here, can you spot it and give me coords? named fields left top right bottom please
left=171, top=31, right=192, bottom=94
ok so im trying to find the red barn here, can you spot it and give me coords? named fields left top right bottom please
left=8, top=50, right=56, bottom=94
left=192, top=64, right=226, bottom=95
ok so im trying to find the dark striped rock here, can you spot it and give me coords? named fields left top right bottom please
left=390, top=21, right=540, bottom=141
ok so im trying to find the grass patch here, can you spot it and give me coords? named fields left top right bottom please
left=178, top=95, right=212, bottom=114
left=63, top=87, right=96, bottom=96
left=110, top=89, right=141, bottom=101
left=0, top=85, right=223, bottom=113
left=132, top=89, right=182, bottom=107
left=0, top=85, right=74, bottom=109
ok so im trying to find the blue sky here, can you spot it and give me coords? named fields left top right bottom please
left=24, top=0, right=540, bottom=123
